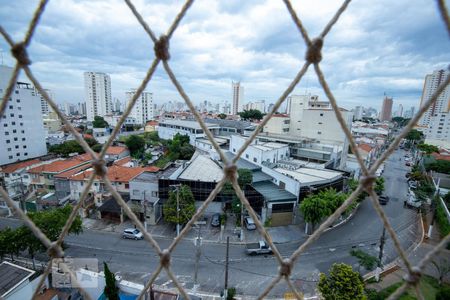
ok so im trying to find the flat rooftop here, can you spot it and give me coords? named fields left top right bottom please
left=275, top=167, right=342, bottom=184
left=159, top=119, right=220, bottom=130
left=0, top=262, right=35, bottom=298
left=252, top=181, right=296, bottom=202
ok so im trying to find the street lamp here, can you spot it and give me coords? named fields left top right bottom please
left=236, top=203, right=244, bottom=242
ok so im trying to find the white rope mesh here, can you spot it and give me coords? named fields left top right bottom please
left=0, top=0, right=449, bottom=299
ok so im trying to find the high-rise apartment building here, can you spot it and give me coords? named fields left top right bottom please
left=0, top=66, right=47, bottom=165
left=38, top=88, right=54, bottom=116
left=232, top=81, right=244, bottom=115
left=380, top=96, right=393, bottom=121
left=126, top=89, right=153, bottom=125
left=418, top=69, right=450, bottom=127
left=84, top=72, right=112, bottom=121
left=395, top=104, right=403, bottom=118
left=353, top=106, right=364, bottom=120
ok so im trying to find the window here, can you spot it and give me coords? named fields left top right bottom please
left=7, top=148, right=11, bottom=151
left=20, top=122, right=23, bottom=126
left=320, top=113, right=324, bottom=116
left=6, top=139, right=10, bottom=143
left=21, top=130, right=24, bottom=134
left=11, top=122, right=15, bottom=125
left=23, top=175, right=29, bottom=179
left=253, top=157, right=257, bottom=163
left=12, top=129, right=16, bottom=133
left=318, top=122, right=323, bottom=124
left=8, top=156, right=12, bottom=159
left=10, top=113, right=13, bottom=117
left=16, top=153, right=20, bottom=156
left=151, top=191, right=158, bottom=197
left=233, top=148, right=236, bottom=152
left=15, top=145, right=19, bottom=149
left=16, top=99, right=20, bottom=103
left=9, top=105, right=13, bottom=109
left=3, top=123, right=6, bottom=127
left=245, top=154, right=249, bottom=159
left=18, top=107, right=21, bottom=110
left=18, top=115, right=22, bottom=118
left=13, top=137, right=17, bottom=141
left=125, top=184, right=129, bottom=189
left=132, top=189, right=140, bottom=195
left=5, top=132, right=9, bottom=135
left=24, top=153, right=28, bottom=156
left=317, top=131, right=322, bottom=134
left=22, top=138, right=25, bottom=141
left=23, top=145, right=26, bottom=149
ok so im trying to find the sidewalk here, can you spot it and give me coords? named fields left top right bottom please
left=82, top=214, right=308, bottom=245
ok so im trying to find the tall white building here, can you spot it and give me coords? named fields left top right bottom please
left=353, top=106, right=364, bottom=120
left=38, top=88, right=54, bottom=116
left=243, top=100, right=265, bottom=112
left=232, top=81, right=244, bottom=115
left=396, top=104, right=403, bottom=117
left=126, top=89, right=154, bottom=125
left=0, top=66, right=47, bottom=165
left=84, top=72, right=112, bottom=121
left=418, top=69, right=450, bottom=127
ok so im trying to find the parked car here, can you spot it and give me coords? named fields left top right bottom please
left=211, top=213, right=221, bottom=227
left=245, top=240, right=272, bottom=255
left=378, top=195, right=389, bottom=205
left=405, top=162, right=411, bottom=167
left=122, top=228, right=143, bottom=240
left=405, top=172, right=411, bottom=178
left=244, top=216, right=256, bottom=230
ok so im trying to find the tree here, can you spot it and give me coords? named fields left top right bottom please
left=300, top=193, right=331, bottom=231
left=238, top=109, right=263, bottom=121
left=318, top=263, right=365, bottom=300
left=163, top=185, right=196, bottom=225
left=91, top=143, right=103, bottom=152
left=166, top=133, right=195, bottom=160
left=431, top=258, right=450, bottom=284
left=425, top=159, right=450, bottom=174
left=350, top=249, right=379, bottom=271
left=218, top=113, right=227, bottom=119
left=103, top=262, right=119, bottom=300
left=348, top=179, right=368, bottom=202
left=93, top=116, right=109, bottom=128
left=49, top=138, right=99, bottom=157
left=374, top=177, right=385, bottom=195
left=405, top=129, right=423, bottom=142
left=417, top=143, right=439, bottom=154
left=125, top=135, right=146, bottom=158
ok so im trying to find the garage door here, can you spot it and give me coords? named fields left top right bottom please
left=271, top=212, right=293, bottom=226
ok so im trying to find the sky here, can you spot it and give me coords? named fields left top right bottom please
left=0, top=0, right=449, bottom=112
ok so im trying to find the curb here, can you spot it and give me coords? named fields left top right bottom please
left=323, top=203, right=360, bottom=233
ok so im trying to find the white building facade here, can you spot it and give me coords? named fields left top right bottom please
left=126, top=89, right=154, bottom=125
left=0, top=66, right=47, bottom=165
left=418, top=69, right=450, bottom=127
left=84, top=72, right=112, bottom=121
left=158, top=119, right=220, bottom=145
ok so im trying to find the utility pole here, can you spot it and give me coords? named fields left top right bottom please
left=194, top=224, right=202, bottom=292
left=240, top=204, right=244, bottom=242
left=378, top=227, right=386, bottom=268
left=176, top=186, right=180, bottom=237
left=143, top=191, right=148, bottom=232
left=224, top=236, right=230, bottom=299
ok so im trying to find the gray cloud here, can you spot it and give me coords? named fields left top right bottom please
left=0, top=0, right=448, bottom=112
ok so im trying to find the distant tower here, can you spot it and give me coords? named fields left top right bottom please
left=232, top=81, right=244, bottom=115
left=84, top=72, right=112, bottom=121
left=380, top=96, right=393, bottom=121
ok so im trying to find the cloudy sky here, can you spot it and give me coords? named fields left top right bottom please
left=0, top=0, right=448, bottom=111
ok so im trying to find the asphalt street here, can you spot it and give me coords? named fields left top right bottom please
left=0, top=149, right=419, bottom=298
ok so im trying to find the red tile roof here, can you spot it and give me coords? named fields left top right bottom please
left=146, top=120, right=158, bottom=126
left=113, top=156, right=132, bottom=166
left=431, top=153, right=450, bottom=161
left=83, top=134, right=94, bottom=139
left=1, top=158, right=42, bottom=174
left=28, top=154, right=92, bottom=174
left=357, top=143, right=373, bottom=153
left=54, top=163, right=93, bottom=179
left=70, top=165, right=147, bottom=183
left=106, top=146, right=128, bottom=155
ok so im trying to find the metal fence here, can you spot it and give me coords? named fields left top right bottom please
left=0, top=0, right=449, bottom=299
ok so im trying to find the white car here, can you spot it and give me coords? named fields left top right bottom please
left=244, top=216, right=256, bottom=230
left=122, top=228, right=144, bottom=240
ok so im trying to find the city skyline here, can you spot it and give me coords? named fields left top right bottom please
left=0, top=0, right=448, bottom=111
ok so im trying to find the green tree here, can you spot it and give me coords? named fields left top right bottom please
left=223, top=169, right=253, bottom=212
left=0, top=227, right=23, bottom=260
left=350, top=249, right=379, bottom=271
left=425, top=160, right=450, bottom=174
left=318, top=263, right=366, bottom=300
left=167, top=133, right=195, bottom=160
left=374, top=177, right=385, bottom=195
left=49, top=138, right=98, bottom=157
left=103, top=262, right=119, bottom=300
left=348, top=179, right=368, bottom=202
left=238, top=109, right=263, bottom=121
left=300, top=192, right=331, bottom=231
left=93, top=116, right=109, bottom=128
left=417, top=143, right=439, bottom=154
left=218, top=113, right=227, bottom=119
left=125, top=135, right=146, bottom=158
left=405, top=129, right=423, bottom=142
left=163, top=185, right=196, bottom=225
left=91, top=143, right=103, bottom=152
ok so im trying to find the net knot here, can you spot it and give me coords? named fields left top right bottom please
left=160, top=249, right=171, bottom=268
left=47, top=242, right=64, bottom=258
left=93, top=159, right=107, bottom=177
left=279, top=258, right=292, bottom=277
left=154, top=35, right=170, bottom=61
left=404, top=267, right=421, bottom=285
left=224, top=163, right=237, bottom=181
left=11, top=42, right=31, bottom=66
left=305, top=37, right=323, bottom=63
left=359, top=174, right=376, bottom=192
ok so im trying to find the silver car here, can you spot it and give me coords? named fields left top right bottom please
left=244, top=216, right=256, bottom=230
left=122, top=228, right=143, bottom=240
